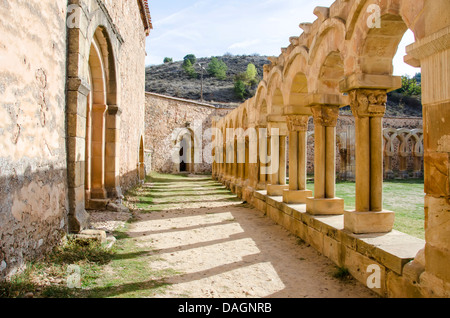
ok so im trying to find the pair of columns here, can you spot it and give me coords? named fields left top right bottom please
left=265, top=88, right=395, bottom=234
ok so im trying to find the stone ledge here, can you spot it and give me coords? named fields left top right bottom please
left=241, top=186, right=425, bottom=295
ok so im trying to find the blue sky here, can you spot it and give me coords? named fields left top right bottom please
left=145, top=0, right=420, bottom=77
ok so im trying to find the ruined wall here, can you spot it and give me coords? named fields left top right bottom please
left=0, top=1, right=69, bottom=278
left=305, top=115, right=423, bottom=175
left=145, top=93, right=232, bottom=174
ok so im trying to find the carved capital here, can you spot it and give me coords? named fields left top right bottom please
left=349, top=89, right=387, bottom=118
left=286, top=115, right=309, bottom=132
left=311, top=106, right=339, bottom=127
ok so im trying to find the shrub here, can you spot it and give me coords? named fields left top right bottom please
left=207, top=57, right=228, bottom=80
left=163, top=57, right=173, bottom=64
left=396, top=74, right=422, bottom=96
left=245, top=63, right=258, bottom=84
left=182, top=59, right=197, bottom=78
left=183, top=54, right=197, bottom=66
left=234, top=79, right=248, bottom=100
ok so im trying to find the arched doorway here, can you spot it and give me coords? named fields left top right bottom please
left=176, top=129, right=195, bottom=174
left=86, top=35, right=108, bottom=201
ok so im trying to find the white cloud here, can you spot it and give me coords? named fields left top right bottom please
left=228, top=39, right=261, bottom=50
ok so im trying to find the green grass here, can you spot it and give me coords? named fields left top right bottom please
left=0, top=238, right=115, bottom=298
left=80, top=225, right=177, bottom=298
left=130, top=172, right=240, bottom=213
left=306, top=178, right=425, bottom=239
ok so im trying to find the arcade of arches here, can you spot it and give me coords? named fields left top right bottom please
left=212, top=0, right=450, bottom=298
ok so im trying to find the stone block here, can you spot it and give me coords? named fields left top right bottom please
left=424, top=152, right=449, bottom=197
left=266, top=184, right=289, bottom=196
left=344, top=210, right=395, bottom=234
left=424, top=196, right=450, bottom=250
left=343, top=246, right=387, bottom=297
left=386, top=271, right=424, bottom=298
left=425, top=244, right=450, bottom=282
left=282, top=189, right=313, bottom=204
left=306, top=197, right=344, bottom=215
left=73, top=229, right=107, bottom=244
left=323, top=235, right=343, bottom=267
left=355, top=230, right=425, bottom=275
left=307, top=226, right=324, bottom=254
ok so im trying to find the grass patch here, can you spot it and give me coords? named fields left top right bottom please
left=332, top=267, right=352, bottom=281
left=307, top=178, right=425, bottom=239
left=0, top=238, right=115, bottom=298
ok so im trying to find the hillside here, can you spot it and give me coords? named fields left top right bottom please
left=145, top=55, right=270, bottom=106
left=145, top=55, right=422, bottom=117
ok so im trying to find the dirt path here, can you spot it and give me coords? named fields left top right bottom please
left=92, top=174, right=377, bottom=298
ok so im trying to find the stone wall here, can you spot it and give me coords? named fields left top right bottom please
left=145, top=93, right=232, bottom=174
left=0, top=0, right=70, bottom=278
left=104, top=0, right=148, bottom=190
left=0, top=0, right=150, bottom=279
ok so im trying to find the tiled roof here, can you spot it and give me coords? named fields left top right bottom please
left=139, top=0, right=153, bottom=35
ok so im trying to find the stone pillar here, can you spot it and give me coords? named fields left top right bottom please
left=343, top=89, right=394, bottom=233
left=406, top=25, right=450, bottom=290
left=257, top=128, right=269, bottom=190
left=90, top=103, right=108, bottom=199
left=105, top=105, right=122, bottom=197
left=306, top=106, right=344, bottom=215
left=283, top=115, right=313, bottom=204
left=267, top=132, right=289, bottom=196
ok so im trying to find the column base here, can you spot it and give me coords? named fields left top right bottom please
left=266, top=184, right=289, bottom=196
left=306, top=197, right=345, bottom=215
left=90, top=188, right=107, bottom=200
left=283, top=190, right=313, bottom=204
left=344, top=210, right=395, bottom=234
left=256, top=182, right=266, bottom=191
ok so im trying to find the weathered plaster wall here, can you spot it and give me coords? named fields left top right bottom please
left=0, top=1, right=69, bottom=278
left=145, top=93, right=232, bottom=174
left=0, top=0, right=149, bottom=279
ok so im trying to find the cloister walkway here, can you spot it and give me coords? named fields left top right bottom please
left=116, top=173, right=377, bottom=298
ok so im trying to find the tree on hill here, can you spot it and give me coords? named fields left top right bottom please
left=396, top=74, right=422, bottom=96
left=233, top=63, right=260, bottom=100
left=183, top=54, right=197, bottom=66
left=245, top=63, right=258, bottom=85
left=207, top=57, right=228, bottom=80
left=163, top=57, right=173, bottom=64
left=182, top=59, right=197, bottom=78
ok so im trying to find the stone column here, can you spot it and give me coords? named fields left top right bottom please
left=257, top=128, right=269, bottom=190
left=343, top=89, right=394, bottom=233
left=90, top=103, right=108, bottom=200
left=105, top=105, right=122, bottom=198
left=267, top=132, right=289, bottom=196
left=306, top=106, right=344, bottom=215
left=283, top=115, right=313, bottom=204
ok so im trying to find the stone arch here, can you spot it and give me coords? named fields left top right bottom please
left=308, top=19, right=346, bottom=95
left=266, top=67, right=286, bottom=115
left=174, top=128, right=195, bottom=173
left=86, top=34, right=108, bottom=203
left=66, top=2, right=123, bottom=232
left=309, top=17, right=347, bottom=68
left=283, top=50, right=312, bottom=114
left=344, top=0, right=425, bottom=76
